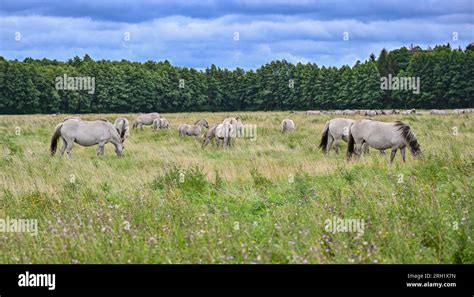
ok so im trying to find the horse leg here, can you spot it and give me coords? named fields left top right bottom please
left=97, top=143, right=105, bottom=156
left=380, top=150, right=386, bottom=155
left=60, top=139, right=67, bottom=156
left=333, top=138, right=341, bottom=154
left=325, top=134, right=334, bottom=154
left=354, top=143, right=363, bottom=159
left=400, top=147, right=406, bottom=162
left=65, top=139, right=74, bottom=159
left=390, top=149, right=398, bottom=163
left=202, top=137, right=209, bottom=148
left=363, top=143, right=370, bottom=154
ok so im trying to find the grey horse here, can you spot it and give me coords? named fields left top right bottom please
left=320, top=118, right=385, bottom=155
left=347, top=120, right=421, bottom=163
left=152, top=118, right=170, bottom=131
left=178, top=119, right=209, bottom=137
left=222, top=116, right=243, bottom=138
left=401, top=109, right=416, bottom=115
left=281, top=119, right=295, bottom=133
left=132, top=113, right=160, bottom=129
left=202, top=125, right=218, bottom=148
left=319, top=118, right=355, bottom=154
left=430, top=109, right=448, bottom=115
left=215, top=123, right=234, bottom=147
left=114, top=118, right=130, bottom=142
left=50, top=119, right=123, bottom=158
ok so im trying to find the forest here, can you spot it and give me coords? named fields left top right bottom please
left=0, top=43, right=473, bottom=114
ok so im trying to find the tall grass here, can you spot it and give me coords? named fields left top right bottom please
left=0, top=112, right=472, bottom=263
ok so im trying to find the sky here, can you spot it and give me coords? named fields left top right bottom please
left=0, top=0, right=473, bottom=69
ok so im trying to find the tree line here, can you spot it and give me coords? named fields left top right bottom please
left=0, top=43, right=473, bottom=114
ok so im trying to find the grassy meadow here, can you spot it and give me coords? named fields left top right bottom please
left=0, top=111, right=472, bottom=264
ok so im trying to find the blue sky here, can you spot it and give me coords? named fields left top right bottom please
left=0, top=0, right=473, bottom=69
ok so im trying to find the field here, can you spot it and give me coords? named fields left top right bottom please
left=0, top=112, right=472, bottom=264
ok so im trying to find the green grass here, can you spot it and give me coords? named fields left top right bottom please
left=0, top=111, right=472, bottom=263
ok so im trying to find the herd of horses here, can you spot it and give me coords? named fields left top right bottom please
left=48, top=108, right=467, bottom=163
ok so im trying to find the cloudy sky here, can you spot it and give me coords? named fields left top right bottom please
left=0, top=0, right=473, bottom=69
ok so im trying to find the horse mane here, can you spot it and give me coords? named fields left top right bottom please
left=194, top=119, right=207, bottom=126
left=395, top=121, right=420, bottom=153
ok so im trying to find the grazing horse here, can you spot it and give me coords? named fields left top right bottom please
left=382, top=109, right=395, bottom=115
left=343, top=109, right=357, bottom=116
left=347, top=120, right=421, bottom=163
left=281, top=119, right=295, bottom=133
left=215, top=123, right=234, bottom=147
left=152, top=118, right=170, bottom=131
left=306, top=110, right=322, bottom=115
left=178, top=119, right=209, bottom=137
left=401, top=109, right=416, bottom=115
left=223, top=116, right=243, bottom=137
left=132, top=113, right=160, bottom=129
left=50, top=119, right=123, bottom=158
left=202, top=125, right=218, bottom=148
left=430, top=109, right=448, bottom=115
left=114, top=118, right=130, bottom=142
left=365, top=110, right=377, bottom=117
left=319, top=118, right=355, bottom=154
left=320, top=118, right=386, bottom=156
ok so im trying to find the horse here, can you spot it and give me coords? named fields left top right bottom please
left=178, top=119, right=209, bottom=137
left=50, top=119, right=123, bottom=158
left=281, top=119, right=295, bottom=133
left=319, top=118, right=355, bottom=154
left=202, top=125, right=218, bottom=148
left=382, top=109, right=395, bottom=115
left=365, top=110, right=377, bottom=117
left=132, top=113, right=160, bottom=129
left=306, top=110, right=322, bottom=115
left=320, top=118, right=386, bottom=155
left=114, top=118, right=130, bottom=142
left=222, top=116, right=243, bottom=137
left=343, top=109, right=357, bottom=116
left=347, top=120, right=421, bottom=163
left=152, top=118, right=170, bottom=131
left=215, top=123, right=234, bottom=147
left=402, top=109, right=416, bottom=115
left=430, top=109, right=448, bottom=115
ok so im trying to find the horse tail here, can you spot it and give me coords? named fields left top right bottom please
left=319, top=121, right=330, bottom=153
left=119, top=127, right=126, bottom=141
left=132, top=120, right=138, bottom=130
left=346, top=123, right=355, bottom=160
left=50, top=123, right=63, bottom=155
left=124, top=121, right=130, bottom=138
